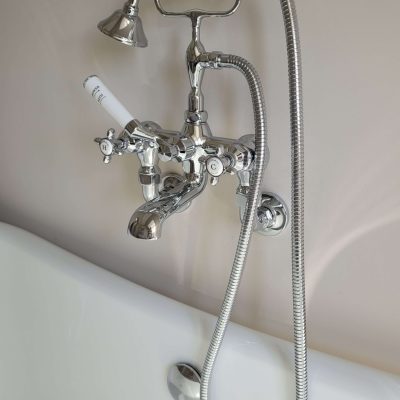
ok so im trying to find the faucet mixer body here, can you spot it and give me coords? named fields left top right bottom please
left=87, top=0, right=287, bottom=240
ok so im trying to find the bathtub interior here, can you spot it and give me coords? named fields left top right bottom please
left=1, top=222, right=400, bottom=400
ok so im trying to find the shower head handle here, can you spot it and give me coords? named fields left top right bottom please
left=154, top=0, right=241, bottom=27
left=154, top=0, right=241, bottom=71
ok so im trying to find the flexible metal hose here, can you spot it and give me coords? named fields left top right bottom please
left=200, top=1, right=307, bottom=399
left=280, top=0, right=308, bottom=398
left=200, top=54, right=267, bottom=400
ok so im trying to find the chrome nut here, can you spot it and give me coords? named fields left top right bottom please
left=139, top=166, right=161, bottom=185
left=185, top=110, right=208, bottom=124
left=226, top=142, right=255, bottom=173
left=177, top=137, right=196, bottom=161
left=158, top=143, right=179, bottom=162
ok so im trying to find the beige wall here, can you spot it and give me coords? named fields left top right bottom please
left=1, top=0, right=399, bottom=374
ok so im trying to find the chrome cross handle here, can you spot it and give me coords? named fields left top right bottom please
left=94, top=127, right=147, bottom=164
left=94, top=129, right=127, bottom=164
left=205, top=155, right=231, bottom=177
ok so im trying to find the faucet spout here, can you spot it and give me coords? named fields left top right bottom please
left=128, top=172, right=207, bottom=240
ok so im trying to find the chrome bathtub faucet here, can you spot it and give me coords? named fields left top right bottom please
left=85, top=1, right=308, bottom=400
left=85, top=0, right=288, bottom=241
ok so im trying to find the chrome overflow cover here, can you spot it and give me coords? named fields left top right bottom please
left=167, top=363, right=201, bottom=400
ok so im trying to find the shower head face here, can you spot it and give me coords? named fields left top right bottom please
left=97, top=1, right=148, bottom=47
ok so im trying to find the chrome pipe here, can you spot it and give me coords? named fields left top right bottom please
left=128, top=170, right=207, bottom=240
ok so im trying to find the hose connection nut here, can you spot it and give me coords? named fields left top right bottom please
left=139, top=166, right=161, bottom=185
left=196, top=52, right=224, bottom=69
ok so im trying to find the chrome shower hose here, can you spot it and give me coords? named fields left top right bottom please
left=200, top=54, right=267, bottom=399
left=280, top=0, right=308, bottom=398
left=200, top=0, right=308, bottom=399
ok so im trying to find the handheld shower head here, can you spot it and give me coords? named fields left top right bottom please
left=97, top=0, right=148, bottom=47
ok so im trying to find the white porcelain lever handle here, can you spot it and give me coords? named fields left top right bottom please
left=83, top=75, right=134, bottom=128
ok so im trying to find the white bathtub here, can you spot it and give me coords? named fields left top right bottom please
left=1, top=222, right=399, bottom=399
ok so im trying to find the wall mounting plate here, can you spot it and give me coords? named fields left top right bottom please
left=237, top=192, right=289, bottom=236
left=256, top=193, right=289, bottom=236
